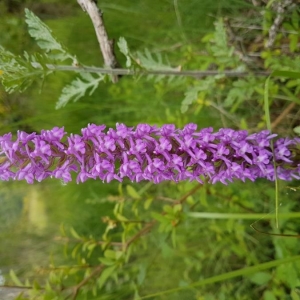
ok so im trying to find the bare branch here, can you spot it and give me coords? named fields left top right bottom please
left=77, top=0, right=119, bottom=82
left=266, top=0, right=294, bottom=48
left=70, top=265, right=104, bottom=300
left=271, top=102, right=296, bottom=130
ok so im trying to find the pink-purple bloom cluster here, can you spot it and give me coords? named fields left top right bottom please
left=0, top=123, right=299, bottom=184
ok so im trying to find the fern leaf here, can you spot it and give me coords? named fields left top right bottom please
left=25, top=9, right=73, bottom=61
left=56, top=73, right=104, bottom=109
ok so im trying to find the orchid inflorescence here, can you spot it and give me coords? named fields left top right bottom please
left=0, top=123, right=299, bottom=184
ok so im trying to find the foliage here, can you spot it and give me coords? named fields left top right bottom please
left=56, top=73, right=104, bottom=109
left=0, top=1, right=300, bottom=300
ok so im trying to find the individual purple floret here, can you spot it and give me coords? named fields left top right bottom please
left=0, top=123, right=299, bottom=184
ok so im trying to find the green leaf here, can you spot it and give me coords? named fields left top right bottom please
left=98, top=265, right=117, bottom=289
left=71, top=243, right=81, bottom=259
left=9, top=269, right=23, bottom=286
left=117, top=37, right=132, bottom=68
left=263, top=290, right=277, bottom=300
left=293, top=126, right=300, bottom=136
left=25, top=8, right=73, bottom=61
left=151, top=212, right=168, bottom=223
left=163, top=205, right=173, bottom=214
left=291, top=289, right=300, bottom=300
left=135, top=48, right=181, bottom=82
left=104, top=249, right=116, bottom=260
left=137, top=264, right=147, bottom=285
left=276, top=263, right=299, bottom=289
left=126, top=185, right=141, bottom=200
left=249, top=272, right=271, bottom=285
left=273, top=70, right=300, bottom=79
left=0, top=47, right=49, bottom=93
left=224, top=78, right=256, bottom=112
left=136, top=48, right=173, bottom=71
left=70, top=227, right=81, bottom=239
left=181, top=86, right=199, bottom=113
left=173, top=204, right=182, bottom=214
left=115, top=213, right=129, bottom=222
left=99, top=257, right=115, bottom=266
left=144, top=198, right=153, bottom=210
left=209, top=19, right=238, bottom=67
left=56, top=73, right=104, bottom=109
left=181, top=77, right=215, bottom=113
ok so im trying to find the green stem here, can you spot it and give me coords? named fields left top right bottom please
left=30, top=62, right=271, bottom=78
left=187, top=211, right=300, bottom=220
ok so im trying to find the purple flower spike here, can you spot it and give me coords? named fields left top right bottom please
left=0, top=123, right=300, bottom=185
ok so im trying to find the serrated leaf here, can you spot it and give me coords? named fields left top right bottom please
left=118, top=37, right=132, bottom=68
left=56, top=73, right=104, bottom=109
left=209, top=19, right=238, bottom=67
left=224, top=77, right=256, bottom=112
left=181, top=87, right=200, bottom=113
left=136, top=48, right=177, bottom=71
left=181, top=77, right=215, bottom=113
left=0, top=47, right=49, bottom=93
left=98, top=266, right=117, bottom=289
left=135, top=48, right=181, bottom=82
left=25, top=9, right=72, bottom=61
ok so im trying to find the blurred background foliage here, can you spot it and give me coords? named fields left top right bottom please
left=0, top=0, right=300, bottom=299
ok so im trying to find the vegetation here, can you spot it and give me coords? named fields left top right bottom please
left=0, top=0, right=300, bottom=299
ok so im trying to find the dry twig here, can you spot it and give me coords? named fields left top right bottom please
left=77, top=0, right=120, bottom=82
left=271, top=102, right=296, bottom=130
left=266, top=0, right=294, bottom=48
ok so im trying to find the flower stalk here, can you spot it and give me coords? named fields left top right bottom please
left=0, top=123, right=299, bottom=184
